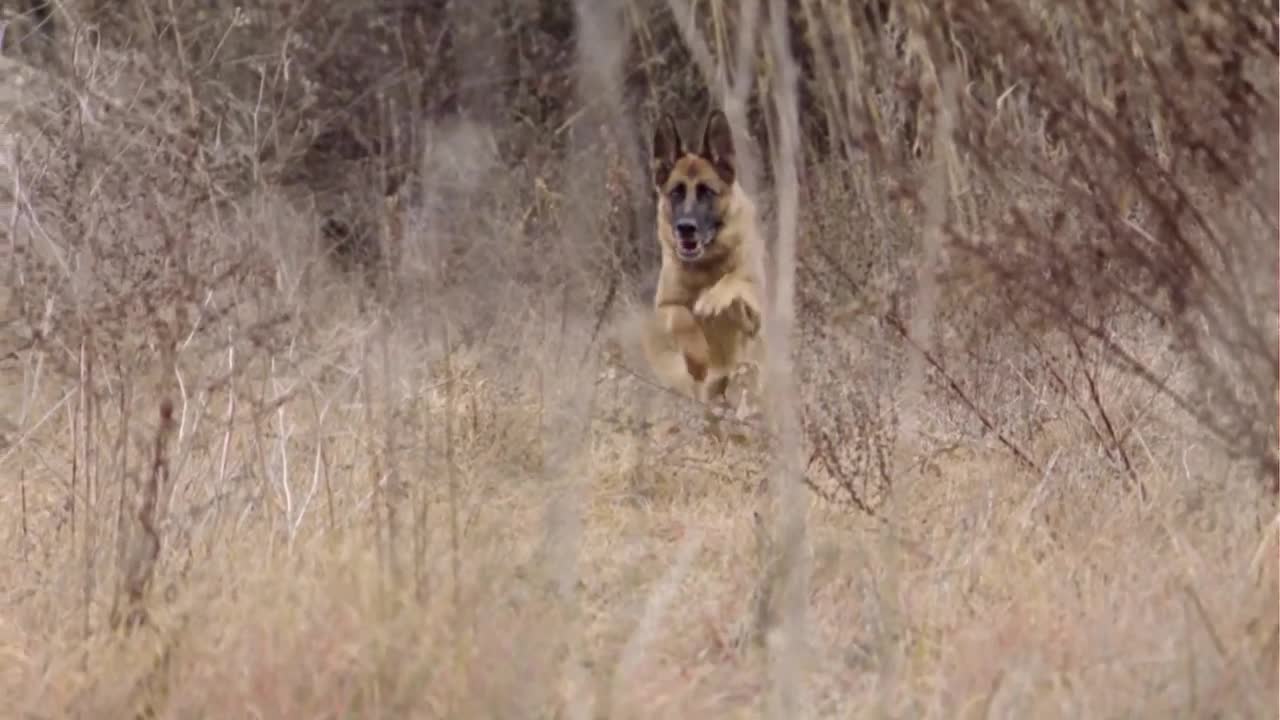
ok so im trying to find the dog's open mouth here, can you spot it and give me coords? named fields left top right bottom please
left=677, top=238, right=705, bottom=261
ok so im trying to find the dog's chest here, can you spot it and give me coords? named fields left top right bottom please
left=660, top=261, right=729, bottom=305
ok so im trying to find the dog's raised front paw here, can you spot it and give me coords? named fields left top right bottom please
left=694, top=286, right=727, bottom=319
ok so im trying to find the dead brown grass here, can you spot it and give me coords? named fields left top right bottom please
left=1, top=1, right=1277, bottom=718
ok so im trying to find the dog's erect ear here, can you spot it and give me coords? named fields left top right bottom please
left=699, top=109, right=736, bottom=185
left=652, top=114, right=683, bottom=187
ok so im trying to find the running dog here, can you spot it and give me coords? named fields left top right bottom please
left=640, top=109, right=766, bottom=406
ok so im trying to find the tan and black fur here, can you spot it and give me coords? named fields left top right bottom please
left=640, top=109, right=766, bottom=405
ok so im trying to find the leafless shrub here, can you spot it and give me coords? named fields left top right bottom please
left=928, top=1, right=1279, bottom=491
left=777, top=0, right=1279, bottom=497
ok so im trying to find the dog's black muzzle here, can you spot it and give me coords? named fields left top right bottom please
left=670, top=206, right=719, bottom=262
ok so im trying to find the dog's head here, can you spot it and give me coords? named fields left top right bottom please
left=652, top=109, right=737, bottom=263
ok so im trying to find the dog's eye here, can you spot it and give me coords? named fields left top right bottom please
left=695, top=183, right=716, bottom=201
left=669, top=184, right=686, bottom=203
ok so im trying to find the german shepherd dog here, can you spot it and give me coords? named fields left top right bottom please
left=640, top=109, right=766, bottom=408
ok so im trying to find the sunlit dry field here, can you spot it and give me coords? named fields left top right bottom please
left=1, top=1, right=1277, bottom=718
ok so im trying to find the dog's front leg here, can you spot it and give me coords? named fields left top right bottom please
left=694, top=276, right=762, bottom=337
left=657, top=303, right=711, bottom=382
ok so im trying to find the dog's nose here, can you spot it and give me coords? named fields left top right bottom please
left=675, top=220, right=697, bottom=241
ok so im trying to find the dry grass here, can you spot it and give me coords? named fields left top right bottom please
left=1, top=1, right=1277, bottom=718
